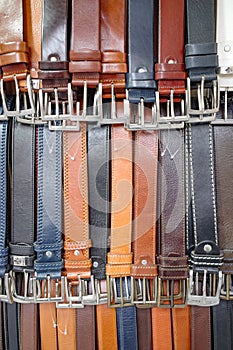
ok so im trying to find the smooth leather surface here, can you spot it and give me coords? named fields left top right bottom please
left=155, top=0, right=186, bottom=95
left=185, top=0, right=217, bottom=82
left=57, top=309, right=76, bottom=350
left=69, top=0, right=101, bottom=87
left=63, top=124, right=92, bottom=280
left=87, top=124, right=110, bottom=280
left=40, top=302, right=58, bottom=350
left=75, top=306, right=96, bottom=350
left=126, top=0, right=156, bottom=102
left=21, top=304, right=39, bottom=350
left=100, top=0, right=127, bottom=97
left=212, top=300, right=233, bottom=350
left=97, top=304, right=118, bottom=350
left=116, top=306, right=138, bottom=350
left=106, top=125, right=133, bottom=277
left=136, top=308, right=152, bottom=350
left=151, top=308, right=172, bottom=350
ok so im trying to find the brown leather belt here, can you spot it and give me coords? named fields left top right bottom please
left=69, top=0, right=101, bottom=88
left=100, top=0, right=127, bottom=98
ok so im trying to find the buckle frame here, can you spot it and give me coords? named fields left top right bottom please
left=211, top=88, right=233, bottom=125
left=0, top=273, right=13, bottom=303
left=131, top=277, right=157, bottom=307
left=187, top=76, right=220, bottom=122
left=220, top=273, right=233, bottom=300
left=29, top=275, right=65, bottom=303
left=187, top=269, right=222, bottom=306
left=106, top=276, right=134, bottom=308
left=81, top=276, right=107, bottom=305
left=157, top=278, right=188, bottom=308
left=56, top=276, right=84, bottom=309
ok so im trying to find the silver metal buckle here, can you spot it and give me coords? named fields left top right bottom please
left=211, top=88, right=233, bottom=125
left=0, top=273, right=13, bottom=303
left=81, top=276, right=107, bottom=305
left=106, top=276, right=133, bottom=308
left=11, top=271, right=40, bottom=303
left=220, top=273, right=233, bottom=300
left=187, top=269, right=222, bottom=306
left=99, top=84, right=125, bottom=125
left=157, top=278, right=188, bottom=308
left=131, top=277, right=157, bottom=307
left=1, top=75, right=35, bottom=118
left=56, top=276, right=85, bottom=309
left=187, top=76, right=220, bottom=122
left=30, top=275, right=65, bottom=303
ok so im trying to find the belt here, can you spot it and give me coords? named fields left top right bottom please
left=69, top=0, right=101, bottom=88
left=185, top=0, right=219, bottom=121
left=125, top=0, right=156, bottom=131
left=155, top=0, right=187, bottom=127
left=100, top=0, right=127, bottom=99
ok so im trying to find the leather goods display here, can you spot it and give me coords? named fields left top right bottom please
left=1, top=0, right=233, bottom=349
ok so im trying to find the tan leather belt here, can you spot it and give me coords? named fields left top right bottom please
left=100, top=0, right=127, bottom=98
left=106, top=123, right=133, bottom=307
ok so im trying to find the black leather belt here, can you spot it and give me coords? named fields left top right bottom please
left=185, top=0, right=219, bottom=119
left=126, top=0, right=156, bottom=104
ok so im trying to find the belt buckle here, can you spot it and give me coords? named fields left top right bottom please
left=99, top=83, right=125, bottom=126
left=187, top=269, right=222, bottom=306
left=131, top=277, right=157, bottom=307
left=1, top=75, right=35, bottom=118
left=211, top=88, right=233, bottom=125
left=56, top=275, right=84, bottom=309
left=187, top=76, right=220, bottom=122
left=106, top=276, right=134, bottom=308
left=124, top=95, right=158, bottom=131
left=155, top=90, right=188, bottom=129
left=81, top=276, right=107, bottom=305
left=31, top=275, right=65, bottom=303
left=220, top=273, right=233, bottom=300
left=11, top=270, right=40, bottom=303
left=0, top=272, right=13, bottom=303
left=157, top=278, right=188, bottom=308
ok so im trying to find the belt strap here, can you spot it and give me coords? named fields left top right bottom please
left=96, top=304, right=118, bottom=350
left=100, top=0, right=127, bottom=98
left=131, top=130, right=158, bottom=306
left=69, top=0, right=101, bottom=87
left=191, top=307, right=211, bottom=350
left=136, top=309, right=152, bottom=350
left=212, top=300, right=233, bottom=350
left=185, top=0, right=219, bottom=119
left=126, top=0, right=156, bottom=103
left=75, top=307, right=96, bottom=350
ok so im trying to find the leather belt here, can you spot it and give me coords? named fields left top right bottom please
left=155, top=0, right=187, bottom=126
left=131, top=130, right=158, bottom=306
left=100, top=0, right=127, bottom=99
left=185, top=0, right=219, bottom=120
left=69, top=0, right=101, bottom=88
left=126, top=0, right=156, bottom=104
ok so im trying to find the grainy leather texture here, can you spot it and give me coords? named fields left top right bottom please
left=172, top=307, right=191, bottom=350
left=151, top=308, right=172, bottom=350
left=185, top=0, right=217, bottom=82
left=106, top=125, right=133, bottom=277
left=131, top=131, right=158, bottom=278
left=136, top=308, right=152, bottom=350
left=97, top=304, right=118, bottom=350
left=126, top=0, right=156, bottom=102
left=212, top=300, right=233, bottom=350
left=69, top=0, right=101, bottom=87
left=100, top=0, right=127, bottom=97
left=116, top=306, right=138, bottom=350
left=155, top=0, right=186, bottom=95
left=88, top=124, right=110, bottom=280
left=75, top=307, right=96, bottom=350
left=63, top=124, right=91, bottom=280
left=190, top=307, right=211, bottom=350
left=21, top=304, right=39, bottom=350
left=157, top=129, right=188, bottom=279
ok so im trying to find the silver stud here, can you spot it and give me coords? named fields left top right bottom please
left=46, top=251, right=52, bottom=258
left=141, top=259, right=147, bottom=266
left=224, top=45, right=231, bottom=52
left=204, top=244, right=212, bottom=253
left=74, top=250, right=80, bottom=256
left=93, top=261, right=99, bottom=268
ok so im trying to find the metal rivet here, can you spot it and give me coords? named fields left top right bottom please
left=168, top=59, right=175, bottom=64
left=224, top=45, right=231, bottom=52
left=46, top=251, right=52, bottom=258
left=204, top=244, right=212, bottom=253
left=50, top=56, right=57, bottom=62
left=93, top=261, right=99, bottom=268
left=138, top=67, right=147, bottom=73
left=74, top=250, right=80, bottom=256
left=141, top=259, right=147, bottom=266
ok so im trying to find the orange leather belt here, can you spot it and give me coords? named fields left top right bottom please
left=100, top=0, right=127, bottom=98
left=69, top=0, right=101, bottom=88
